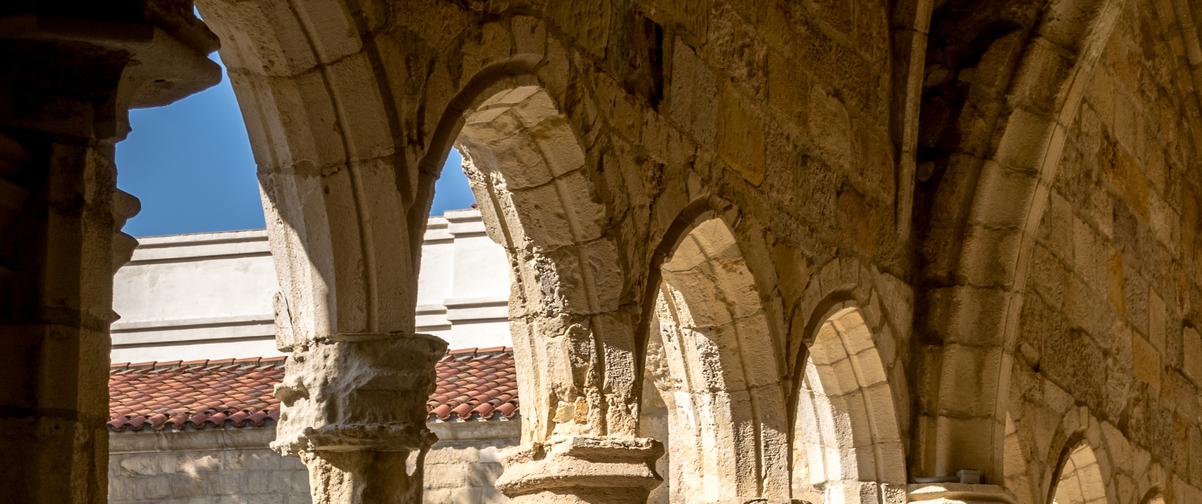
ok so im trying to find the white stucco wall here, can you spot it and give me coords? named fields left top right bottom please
left=112, top=209, right=511, bottom=362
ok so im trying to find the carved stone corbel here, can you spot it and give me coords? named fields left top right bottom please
left=496, top=435, right=665, bottom=503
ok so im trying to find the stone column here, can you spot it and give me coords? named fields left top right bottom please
left=271, top=332, right=447, bottom=504
left=495, top=436, right=664, bottom=503
left=0, top=3, right=219, bottom=502
left=0, top=125, right=128, bottom=504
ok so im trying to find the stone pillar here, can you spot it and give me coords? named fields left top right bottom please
left=908, top=483, right=1017, bottom=504
left=495, top=436, right=664, bottom=503
left=0, top=4, right=218, bottom=502
left=271, top=332, right=447, bottom=504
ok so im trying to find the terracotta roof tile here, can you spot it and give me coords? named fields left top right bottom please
left=108, top=347, right=518, bottom=432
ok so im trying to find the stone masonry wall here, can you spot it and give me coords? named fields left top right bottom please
left=1007, top=2, right=1202, bottom=503
left=87, top=0, right=1202, bottom=502
left=109, top=423, right=519, bottom=504
left=108, top=429, right=309, bottom=504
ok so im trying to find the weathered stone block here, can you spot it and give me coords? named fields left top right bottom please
left=1131, top=333, right=1162, bottom=393
left=1183, top=327, right=1202, bottom=386
left=667, top=42, right=718, bottom=145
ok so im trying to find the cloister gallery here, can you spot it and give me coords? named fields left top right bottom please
left=1, top=0, right=1200, bottom=503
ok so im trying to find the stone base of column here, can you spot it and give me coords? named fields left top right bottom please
left=496, top=436, right=664, bottom=503
left=908, top=483, right=1016, bottom=503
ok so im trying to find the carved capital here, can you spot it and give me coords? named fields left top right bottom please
left=496, top=436, right=664, bottom=503
left=271, top=332, right=447, bottom=455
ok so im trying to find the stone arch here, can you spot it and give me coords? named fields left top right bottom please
left=790, top=259, right=912, bottom=431
left=196, top=0, right=419, bottom=341
left=639, top=210, right=791, bottom=502
left=411, top=16, right=675, bottom=501
left=436, top=78, right=638, bottom=445
left=1048, top=442, right=1108, bottom=504
left=1139, top=490, right=1166, bottom=504
left=1133, top=455, right=1175, bottom=504
left=188, top=7, right=459, bottom=495
left=1041, top=407, right=1118, bottom=504
left=915, top=0, right=1126, bottom=481
left=187, top=5, right=644, bottom=498
left=1005, top=389, right=1151, bottom=504
left=792, top=298, right=908, bottom=503
left=931, top=0, right=1202, bottom=486
left=787, top=258, right=911, bottom=503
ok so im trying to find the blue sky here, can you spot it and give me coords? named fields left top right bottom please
left=117, top=54, right=474, bottom=237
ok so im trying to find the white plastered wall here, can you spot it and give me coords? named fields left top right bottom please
left=112, top=209, right=511, bottom=362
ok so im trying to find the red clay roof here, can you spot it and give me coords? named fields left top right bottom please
left=108, top=347, right=518, bottom=432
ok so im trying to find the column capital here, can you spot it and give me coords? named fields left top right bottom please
left=273, top=332, right=447, bottom=504
left=908, top=483, right=1017, bottom=504
left=496, top=435, right=664, bottom=503
left=272, top=331, right=448, bottom=455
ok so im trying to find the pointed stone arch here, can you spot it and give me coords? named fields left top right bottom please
left=414, top=34, right=662, bottom=499
left=1009, top=404, right=1120, bottom=504
left=191, top=1, right=455, bottom=500
left=189, top=5, right=632, bottom=500
left=1139, top=490, right=1167, bottom=504
left=914, top=0, right=1127, bottom=482
left=1049, top=442, right=1108, bottom=504
left=793, top=303, right=908, bottom=503
left=788, top=258, right=911, bottom=504
left=198, top=0, right=423, bottom=340
left=1043, top=410, right=1119, bottom=504
left=639, top=212, right=791, bottom=503
left=450, top=81, right=637, bottom=446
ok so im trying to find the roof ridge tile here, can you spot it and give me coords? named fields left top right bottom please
left=475, top=345, right=506, bottom=355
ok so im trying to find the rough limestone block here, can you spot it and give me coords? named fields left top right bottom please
left=1183, top=327, right=1202, bottom=386
left=1131, top=333, right=1162, bottom=393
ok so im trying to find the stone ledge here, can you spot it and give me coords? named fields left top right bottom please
left=907, top=483, right=1017, bottom=503
left=495, top=436, right=664, bottom=498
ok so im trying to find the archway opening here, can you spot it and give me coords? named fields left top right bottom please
left=1049, top=443, right=1107, bottom=504
left=413, top=146, right=513, bottom=350
left=449, top=83, right=629, bottom=448
left=1141, top=492, right=1166, bottom=504
left=111, top=56, right=483, bottom=361
left=639, top=217, right=789, bottom=503
left=116, top=52, right=264, bottom=237
left=793, top=304, right=906, bottom=503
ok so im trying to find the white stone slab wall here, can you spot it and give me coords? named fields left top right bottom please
left=111, top=209, right=511, bottom=362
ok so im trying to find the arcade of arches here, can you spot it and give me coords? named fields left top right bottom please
left=1, top=1, right=1201, bottom=503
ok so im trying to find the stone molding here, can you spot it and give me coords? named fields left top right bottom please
left=286, top=423, right=437, bottom=453
left=495, top=436, right=664, bottom=501
left=907, top=483, right=1017, bottom=503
